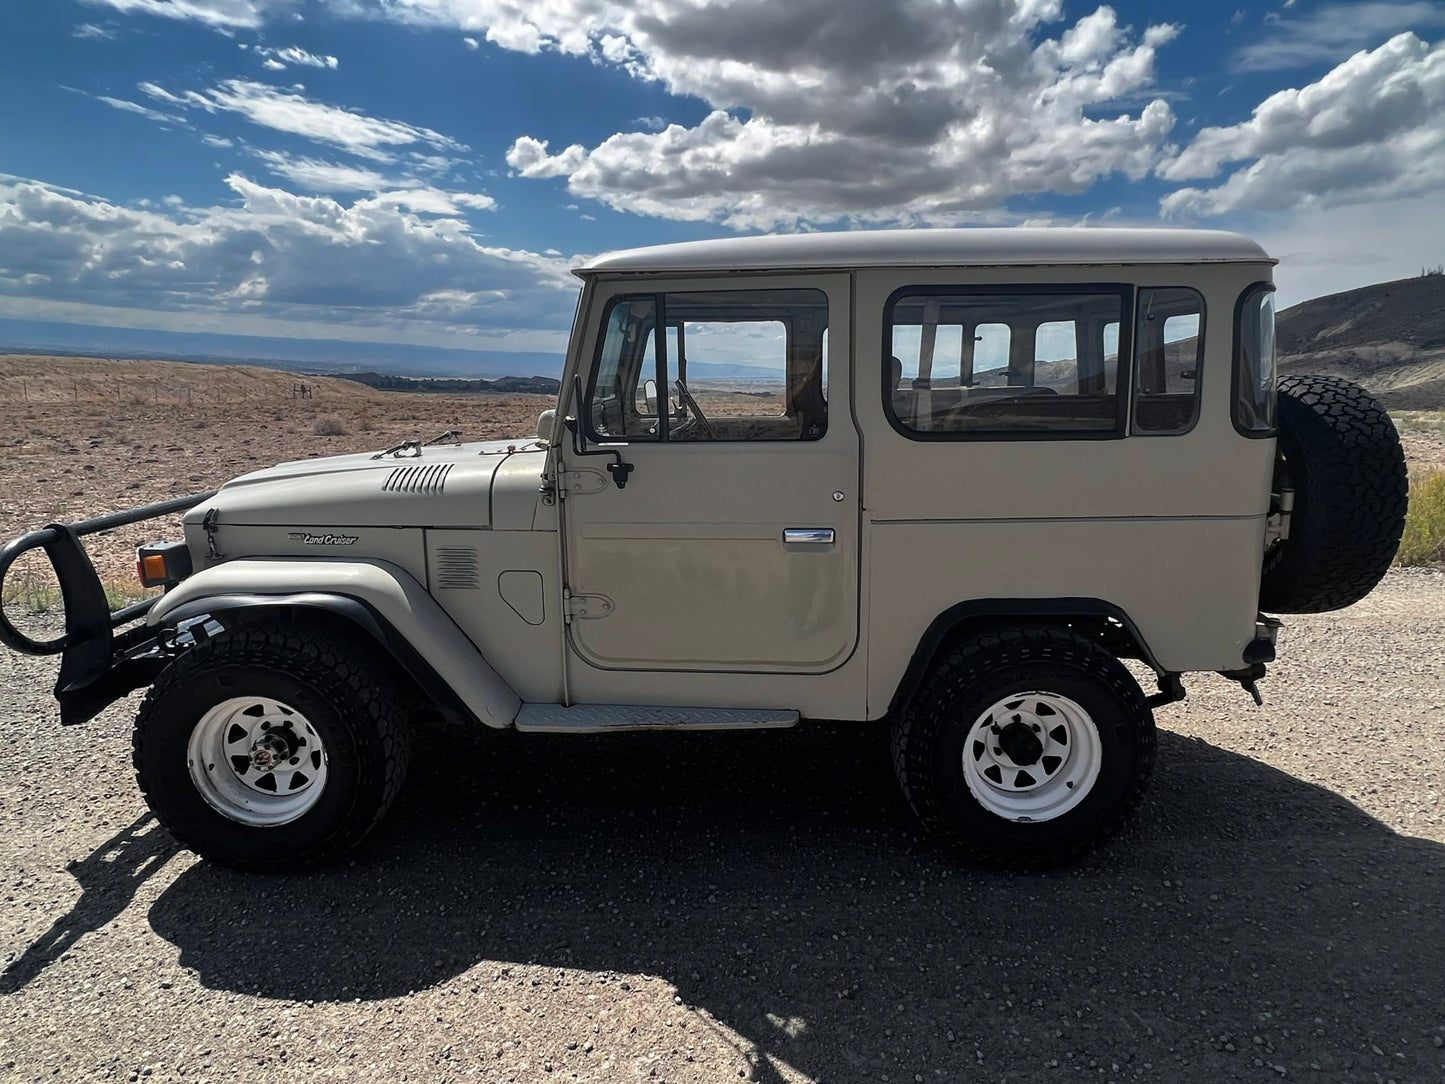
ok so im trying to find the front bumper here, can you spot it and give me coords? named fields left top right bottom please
left=0, top=491, right=215, bottom=724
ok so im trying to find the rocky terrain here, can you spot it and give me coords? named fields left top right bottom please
left=1278, top=273, right=1445, bottom=411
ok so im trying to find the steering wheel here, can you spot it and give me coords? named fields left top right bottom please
left=673, top=379, right=714, bottom=438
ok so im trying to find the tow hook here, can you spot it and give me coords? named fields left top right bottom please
left=1221, top=663, right=1268, bottom=706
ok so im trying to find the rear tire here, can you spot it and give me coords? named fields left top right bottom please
left=133, top=621, right=410, bottom=872
left=891, top=626, right=1155, bottom=867
left=1261, top=374, right=1408, bottom=614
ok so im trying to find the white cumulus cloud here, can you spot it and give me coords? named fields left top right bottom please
left=0, top=173, right=569, bottom=343
left=303, top=0, right=1186, bottom=228
left=1160, top=33, right=1445, bottom=216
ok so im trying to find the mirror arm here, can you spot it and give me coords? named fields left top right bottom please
left=565, top=376, right=635, bottom=489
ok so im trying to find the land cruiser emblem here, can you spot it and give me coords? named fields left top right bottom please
left=287, top=531, right=358, bottom=546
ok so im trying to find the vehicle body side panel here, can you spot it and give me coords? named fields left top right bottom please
left=864, top=517, right=1265, bottom=715
left=489, top=450, right=549, bottom=530
left=425, top=529, right=564, bottom=704
left=192, top=525, right=428, bottom=585
left=148, top=558, right=523, bottom=727
left=854, top=261, right=1276, bottom=708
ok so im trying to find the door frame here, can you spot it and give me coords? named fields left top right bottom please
left=553, top=270, right=863, bottom=687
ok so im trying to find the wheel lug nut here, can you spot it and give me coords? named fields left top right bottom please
left=993, top=747, right=1002, bottom=756
left=261, top=722, right=271, bottom=731
left=1031, top=724, right=1040, bottom=732
left=289, top=757, right=300, bottom=765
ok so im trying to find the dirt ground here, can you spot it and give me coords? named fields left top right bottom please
left=0, top=569, right=1442, bottom=1083
left=2, top=356, right=1444, bottom=1083
left=0, top=356, right=553, bottom=585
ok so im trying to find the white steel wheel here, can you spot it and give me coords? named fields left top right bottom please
left=961, top=691, right=1102, bottom=823
left=186, top=696, right=329, bottom=827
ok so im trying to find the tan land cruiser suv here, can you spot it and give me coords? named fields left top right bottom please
left=0, top=228, right=1410, bottom=869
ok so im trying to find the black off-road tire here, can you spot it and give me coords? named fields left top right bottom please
left=132, top=622, right=411, bottom=872
left=891, top=626, right=1155, bottom=867
left=1261, top=374, right=1408, bottom=614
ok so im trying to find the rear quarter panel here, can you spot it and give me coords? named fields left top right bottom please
left=856, top=261, right=1276, bottom=715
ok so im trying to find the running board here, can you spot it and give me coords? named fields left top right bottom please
left=513, top=704, right=799, bottom=734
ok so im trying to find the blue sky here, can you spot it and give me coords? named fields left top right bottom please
left=1, top=0, right=1443, bottom=360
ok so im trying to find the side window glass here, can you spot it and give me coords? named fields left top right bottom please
left=887, top=290, right=1125, bottom=436
left=1234, top=285, right=1277, bottom=435
left=589, top=288, right=829, bottom=443
left=1133, top=287, right=1204, bottom=435
left=588, top=296, right=660, bottom=441
left=662, top=289, right=829, bottom=442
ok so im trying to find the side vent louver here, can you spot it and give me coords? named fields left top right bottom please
left=434, top=545, right=480, bottom=590
left=383, top=463, right=453, bottom=496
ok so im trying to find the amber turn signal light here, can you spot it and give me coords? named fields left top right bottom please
left=136, top=540, right=193, bottom=588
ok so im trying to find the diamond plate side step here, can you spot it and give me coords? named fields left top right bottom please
left=513, top=704, right=799, bottom=734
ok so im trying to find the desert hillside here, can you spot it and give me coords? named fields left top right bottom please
left=1277, top=273, right=1445, bottom=411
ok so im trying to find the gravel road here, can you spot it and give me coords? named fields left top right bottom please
left=2, top=570, right=1443, bottom=1084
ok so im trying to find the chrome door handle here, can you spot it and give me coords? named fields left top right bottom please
left=783, top=528, right=835, bottom=545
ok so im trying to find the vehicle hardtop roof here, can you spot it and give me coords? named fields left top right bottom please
left=577, top=227, right=1274, bottom=277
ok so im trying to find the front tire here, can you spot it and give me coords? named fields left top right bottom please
left=891, top=626, right=1155, bottom=866
left=133, top=621, right=411, bottom=872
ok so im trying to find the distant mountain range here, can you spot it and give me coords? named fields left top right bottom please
left=0, top=316, right=782, bottom=382
left=10, top=273, right=1445, bottom=409
left=0, top=317, right=564, bottom=380
left=1277, top=273, right=1445, bottom=411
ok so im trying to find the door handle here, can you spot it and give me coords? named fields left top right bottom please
left=783, top=528, right=835, bottom=545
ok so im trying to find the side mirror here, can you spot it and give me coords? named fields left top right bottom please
left=536, top=408, right=556, bottom=444
left=642, top=378, right=659, bottom=416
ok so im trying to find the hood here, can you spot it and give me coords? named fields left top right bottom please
left=187, top=438, right=547, bottom=530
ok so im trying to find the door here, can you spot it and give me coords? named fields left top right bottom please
left=559, top=274, right=859, bottom=673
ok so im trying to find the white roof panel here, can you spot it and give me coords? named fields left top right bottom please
left=577, top=227, right=1273, bottom=275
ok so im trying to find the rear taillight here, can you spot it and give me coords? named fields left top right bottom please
left=136, top=540, right=193, bottom=588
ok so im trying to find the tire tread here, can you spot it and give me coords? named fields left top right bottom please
left=132, top=622, right=410, bottom=871
left=890, top=625, right=1155, bottom=868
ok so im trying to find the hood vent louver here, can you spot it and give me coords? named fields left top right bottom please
left=383, top=463, right=453, bottom=496
left=434, top=545, right=480, bottom=590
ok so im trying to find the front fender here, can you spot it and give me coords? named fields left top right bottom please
left=149, top=558, right=522, bottom=728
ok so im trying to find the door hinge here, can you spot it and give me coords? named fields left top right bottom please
left=562, top=587, right=614, bottom=622
left=559, top=469, right=609, bottom=496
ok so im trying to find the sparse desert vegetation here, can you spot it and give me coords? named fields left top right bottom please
left=1399, top=470, right=1445, bottom=566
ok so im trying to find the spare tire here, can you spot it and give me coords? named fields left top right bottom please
left=1260, top=374, right=1408, bottom=614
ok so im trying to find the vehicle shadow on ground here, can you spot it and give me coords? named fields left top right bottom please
left=0, top=814, right=178, bottom=995
left=145, top=723, right=1445, bottom=1081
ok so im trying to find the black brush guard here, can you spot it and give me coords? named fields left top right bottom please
left=0, top=491, right=216, bottom=725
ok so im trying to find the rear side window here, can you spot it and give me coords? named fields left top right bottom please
left=886, top=288, right=1128, bottom=438
left=1133, top=287, right=1204, bottom=435
left=1234, top=284, right=1277, bottom=435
